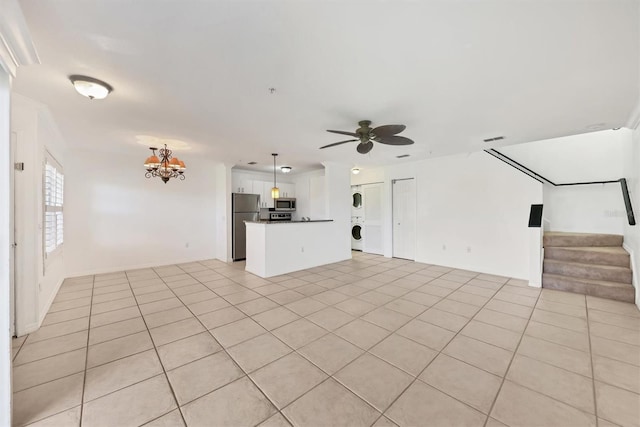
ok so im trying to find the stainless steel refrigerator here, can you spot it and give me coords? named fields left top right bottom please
left=232, top=193, right=260, bottom=261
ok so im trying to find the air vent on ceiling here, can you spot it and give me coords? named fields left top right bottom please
left=396, top=154, right=410, bottom=158
left=247, top=161, right=257, bottom=165
left=483, top=136, right=505, bottom=143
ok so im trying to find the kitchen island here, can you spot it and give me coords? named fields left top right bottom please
left=245, top=220, right=345, bottom=278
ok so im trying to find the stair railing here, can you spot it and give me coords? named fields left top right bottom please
left=485, top=149, right=636, bottom=226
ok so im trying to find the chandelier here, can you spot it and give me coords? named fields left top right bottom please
left=144, top=144, right=186, bottom=183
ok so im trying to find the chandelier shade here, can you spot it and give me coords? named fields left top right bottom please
left=144, top=144, right=186, bottom=183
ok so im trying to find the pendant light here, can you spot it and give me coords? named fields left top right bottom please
left=271, top=153, right=280, bottom=199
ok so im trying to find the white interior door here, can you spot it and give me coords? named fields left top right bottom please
left=393, top=178, right=416, bottom=260
left=9, top=132, right=16, bottom=336
left=363, top=183, right=383, bottom=255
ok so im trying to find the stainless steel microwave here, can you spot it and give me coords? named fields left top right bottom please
left=275, top=198, right=296, bottom=211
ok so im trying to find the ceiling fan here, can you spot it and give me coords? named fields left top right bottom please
left=320, top=120, right=414, bottom=154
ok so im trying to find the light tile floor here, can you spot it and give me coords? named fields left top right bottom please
left=11, top=252, right=640, bottom=427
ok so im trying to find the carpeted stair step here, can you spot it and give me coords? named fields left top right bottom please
left=544, top=246, right=630, bottom=268
left=543, top=232, right=623, bottom=248
left=542, top=273, right=635, bottom=303
left=543, top=259, right=632, bottom=284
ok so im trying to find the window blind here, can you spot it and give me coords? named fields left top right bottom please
left=44, top=154, right=64, bottom=257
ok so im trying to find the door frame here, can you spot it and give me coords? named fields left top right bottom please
left=392, top=177, right=417, bottom=260
left=9, top=131, right=17, bottom=336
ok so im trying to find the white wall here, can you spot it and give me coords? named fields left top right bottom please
left=624, top=124, right=640, bottom=306
left=215, top=164, right=231, bottom=262
left=11, top=94, right=66, bottom=335
left=417, top=153, right=542, bottom=278
left=351, top=153, right=542, bottom=279
left=0, top=59, right=13, bottom=427
left=543, top=185, right=628, bottom=234
left=323, top=162, right=353, bottom=263
left=65, top=149, right=218, bottom=276
left=501, top=129, right=631, bottom=235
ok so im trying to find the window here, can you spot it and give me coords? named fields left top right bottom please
left=44, top=153, right=64, bottom=257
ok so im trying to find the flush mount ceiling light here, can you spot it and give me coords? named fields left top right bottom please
left=281, top=166, right=292, bottom=173
left=144, top=144, right=186, bottom=184
left=352, top=168, right=361, bottom=175
left=271, top=154, right=280, bottom=199
left=69, top=75, right=113, bottom=100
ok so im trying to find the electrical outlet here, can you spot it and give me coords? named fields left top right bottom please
left=301, top=247, right=304, bottom=253
left=442, top=244, right=446, bottom=251
left=185, top=242, right=189, bottom=248
left=467, top=246, right=471, bottom=253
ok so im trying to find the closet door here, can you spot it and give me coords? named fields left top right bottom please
left=392, top=178, right=416, bottom=260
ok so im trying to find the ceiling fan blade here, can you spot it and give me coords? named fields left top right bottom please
left=374, top=135, right=414, bottom=146
left=357, top=141, right=374, bottom=154
left=327, top=130, right=359, bottom=138
left=319, top=139, right=358, bottom=149
left=372, top=124, right=406, bottom=137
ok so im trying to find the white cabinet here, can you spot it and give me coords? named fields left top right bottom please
left=253, top=180, right=273, bottom=208
left=280, top=183, right=295, bottom=198
left=232, top=174, right=252, bottom=194
left=231, top=172, right=294, bottom=207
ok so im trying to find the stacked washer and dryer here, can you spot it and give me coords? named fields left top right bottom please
left=351, top=185, right=364, bottom=251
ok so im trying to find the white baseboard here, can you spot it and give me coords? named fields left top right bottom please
left=20, top=321, right=40, bottom=336
left=16, top=276, right=65, bottom=337
left=66, top=256, right=218, bottom=278
left=39, top=276, right=64, bottom=322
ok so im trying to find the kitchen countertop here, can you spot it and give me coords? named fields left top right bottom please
left=245, top=220, right=334, bottom=224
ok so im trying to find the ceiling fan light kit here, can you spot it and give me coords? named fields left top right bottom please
left=320, top=120, right=414, bottom=154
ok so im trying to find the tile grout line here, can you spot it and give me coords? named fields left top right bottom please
left=124, top=270, right=190, bottom=427
left=78, top=273, right=96, bottom=427
left=23, top=255, right=639, bottom=427
left=269, top=269, right=501, bottom=426
left=367, top=277, right=512, bottom=426
left=481, top=281, right=544, bottom=427
left=155, top=265, right=293, bottom=426
left=585, top=298, right=600, bottom=426
left=11, top=334, right=28, bottom=363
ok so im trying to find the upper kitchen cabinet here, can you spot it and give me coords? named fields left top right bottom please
left=253, top=180, right=272, bottom=208
left=232, top=174, right=253, bottom=194
left=231, top=169, right=296, bottom=207
left=280, top=183, right=295, bottom=198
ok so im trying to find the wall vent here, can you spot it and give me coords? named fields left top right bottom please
left=483, top=136, right=505, bottom=143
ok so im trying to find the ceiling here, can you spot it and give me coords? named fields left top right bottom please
left=13, top=0, right=640, bottom=174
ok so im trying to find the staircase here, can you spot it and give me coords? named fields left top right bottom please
left=542, top=232, right=635, bottom=303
